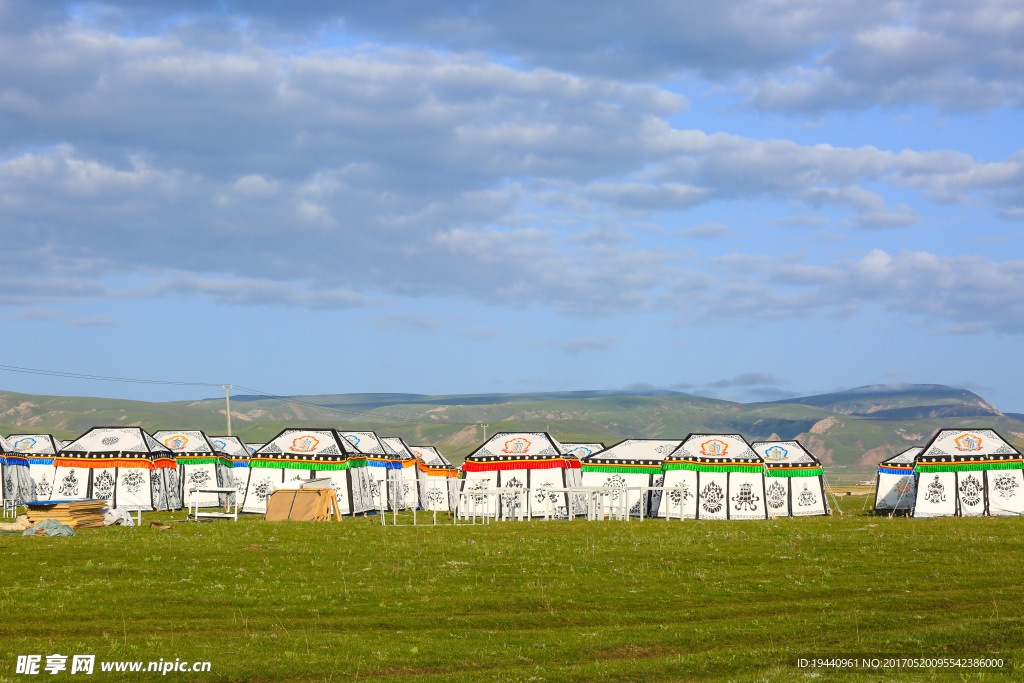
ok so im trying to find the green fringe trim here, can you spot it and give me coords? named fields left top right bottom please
left=663, top=463, right=763, bottom=473
left=766, top=467, right=823, bottom=478
left=249, top=459, right=355, bottom=471
left=175, top=456, right=231, bottom=466
left=916, top=462, right=1023, bottom=473
left=582, top=465, right=661, bottom=474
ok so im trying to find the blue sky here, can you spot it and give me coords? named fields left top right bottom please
left=2, top=1, right=1024, bottom=409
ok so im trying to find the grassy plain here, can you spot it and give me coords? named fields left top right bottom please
left=2, top=506, right=1022, bottom=682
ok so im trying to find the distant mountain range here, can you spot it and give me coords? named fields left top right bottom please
left=1, top=383, right=1020, bottom=468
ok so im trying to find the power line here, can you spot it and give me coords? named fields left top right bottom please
left=0, top=363, right=434, bottom=426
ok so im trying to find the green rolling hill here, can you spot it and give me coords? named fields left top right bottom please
left=1, top=384, right=1021, bottom=468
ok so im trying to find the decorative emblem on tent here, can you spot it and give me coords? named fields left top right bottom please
left=570, top=446, right=593, bottom=457
left=668, top=483, right=692, bottom=507
left=700, top=481, right=724, bottom=513
left=188, top=469, right=212, bottom=488
left=700, top=439, right=728, bottom=457
left=93, top=471, right=116, bottom=499
left=924, top=475, right=946, bottom=504
left=992, top=473, right=1020, bottom=499
left=101, top=436, right=120, bottom=446
left=36, top=474, right=52, bottom=498
left=501, top=477, right=525, bottom=513
left=732, top=482, right=760, bottom=511
left=766, top=481, right=786, bottom=509
left=895, top=477, right=914, bottom=497
left=13, top=437, right=37, bottom=451
left=796, top=484, right=817, bottom=507
left=954, top=433, right=983, bottom=452
left=290, top=435, right=319, bottom=453
left=764, top=445, right=788, bottom=461
left=344, top=435, right=361, bottom=447
left=603, top=475, right=626, bottom=501
left=212, top=440, right=227, bottom=450
left=468, top=479, right=490, bottom=505
left=163, top=435, right=189, bottom=451
left=253, top=478, right=274, bottom=502
left=502, top=438, right=531, bottom=454
left=57, top=470, right=79, bottom=497
left=958, top=474, right=983, bottom=507
left=426, top=487, right=446, bottom=508
left=122, top=471, right=145, bottom=495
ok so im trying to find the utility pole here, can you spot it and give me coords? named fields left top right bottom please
left=481, top=423, right=489, bottom=440
left=224, top=385, right=232, bottom=436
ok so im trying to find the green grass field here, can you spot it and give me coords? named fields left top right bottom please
left=1, top=507, right=1022, bottom=682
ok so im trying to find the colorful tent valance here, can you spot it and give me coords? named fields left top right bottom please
left=765, top=465, right=823, bottom=478
left=581, top=463, right=662, bottom=474
left=915, top=458, right=1024, bottom=473
left=663, top=460, right=762, bottom=474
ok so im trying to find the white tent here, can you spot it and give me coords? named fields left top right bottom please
left=338, top=431, right=401, bottom=511
left=153, top=430, right=235, bottom=508
left=911, top=428, right=1024, bottom=517
left=657, top=434, right=767, bottom=520
left=750, top=440, right=829, bottom=517
left=52, top=427, right=180, bottom=511
left=872, top=447, right=921, bottom=513
left=209, top=436, right=253, bottom=490
left=410, top=445, right=459, bottom=511
left=7, top=434, right=62, bottom=502
left=241, top=429, right=374, bottom=515
left=381, top=437, right=423, bottom=509
left=459, top=432, right=583, bottom=518
left=579, top=439, right=682, bottom=517
left=0, top=434, right=33, bottom=503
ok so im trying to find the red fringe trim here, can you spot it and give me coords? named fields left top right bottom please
left=462, top=459, right=580, bottom=472
left=55, top=458, right=164, bottom=470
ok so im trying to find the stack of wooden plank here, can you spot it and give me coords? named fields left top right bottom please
left=265, top=489, right=342, bottom=521
left=24, top=499, right=107, bottom=529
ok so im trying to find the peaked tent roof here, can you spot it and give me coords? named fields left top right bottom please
left=152, top=430, right=218, bottom=455
left=7, top=434, right=62, bottom=456
left=246, top=443, right=264, bottom=454
left=250, top=428, right=363, bottom=471
left=338, top=431, right=387, bottom=455
left=581, top=438, right=682, bottom=473
left=208, top=436, right=252, bottom=458
left=750, top=440, right=824, bottom=477
left=562, top=443, right=606, bottom=459
left=410, top=446, right=453, bottom=468
left=381, top=436, right=416, bottom=460
left=880, top=447, right=922, bottom=467
left=664, top=433, right=763, bottom=473
left=57, top=427, right=174, bottom=468
left=913, top=428, right=1023, bottom=473
left=463, top=432, right=581, bottom=472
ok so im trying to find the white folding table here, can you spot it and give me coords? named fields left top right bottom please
left=188, top=487, right=240, bottom=521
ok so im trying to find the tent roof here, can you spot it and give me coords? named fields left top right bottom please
left=466, top=432, right=569, bottom=461
left=253, top=428, right=359, bottom=461
left=0, top=433, right=13, bottom=454
left=6, top=434, right=62, bottom=455
left=581, top=438, right=682, bottom=465
left=562, top=443, right=606, bottom=459
left=152, top=430, right=218, bottom=454
left=208, top=436, right=252, bottom=457
left=880, top=446, right=922, bottom=466
left=667, top=433, right=761, bottom=464
left=60, top=427, right=172, bottom=456
left=380, top=436, right=415, bottom=460
left=915, top=428, right=1020, bottom=464
left=247, top=443, right=264, bottom=453
left=338, top=431, right=387, bottom=455
left=410, top=446, right=453, bottom=468
left=750, top=440, right=821, bottom=465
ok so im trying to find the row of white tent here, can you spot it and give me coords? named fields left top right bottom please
left=873, top=428, right=1024, bottom=517
left=1, top=427, right=832, bottom=520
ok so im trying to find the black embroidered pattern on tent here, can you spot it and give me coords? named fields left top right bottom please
left=93, top=471, right=116, bottom=499
left=992, top=472, right=1020, bottom=498
left=501, top=476, right=524, bottom=513
left=426, top=487, right=446, bottom=507
left=732, top=482, right=760, bottom=511
left=252, top=477, right=274, bottom=502
left=602, top=475, right=626, bottom=501
left=58, top=470, right=79, bottom=497
left=668, top=483, right=692, bottom=506
left=924, top=475, right=946, bottom=504
left=766, top=481, right=786, bottom=509
left=959, top=474, right=983, bottom=507
left=101, top=436, right=120, bottom=446
left=701, top=481, right=724, bottom=514
left=188, top=469, right=212, bottom=488
left=122, top=470, right=146, bottom=495
left=36, top=474, right=52, bottom=498
left=796, top=483, right=817, bottom=507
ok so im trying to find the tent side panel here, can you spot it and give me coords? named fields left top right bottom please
left=912, top=472, right=957, bottom=517
left=875, top=472, right=915, bottom=511
left=956, top=471, right=986, bottom=517
left=458, top=472, right=499, bottom=517
left=790, top=477, right=826, bottom=517
left=765, top=477, right=789, bottom=517
left=986, top=469, right=1024, bottom=516
left=728, top=472, right=767, bottom=520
